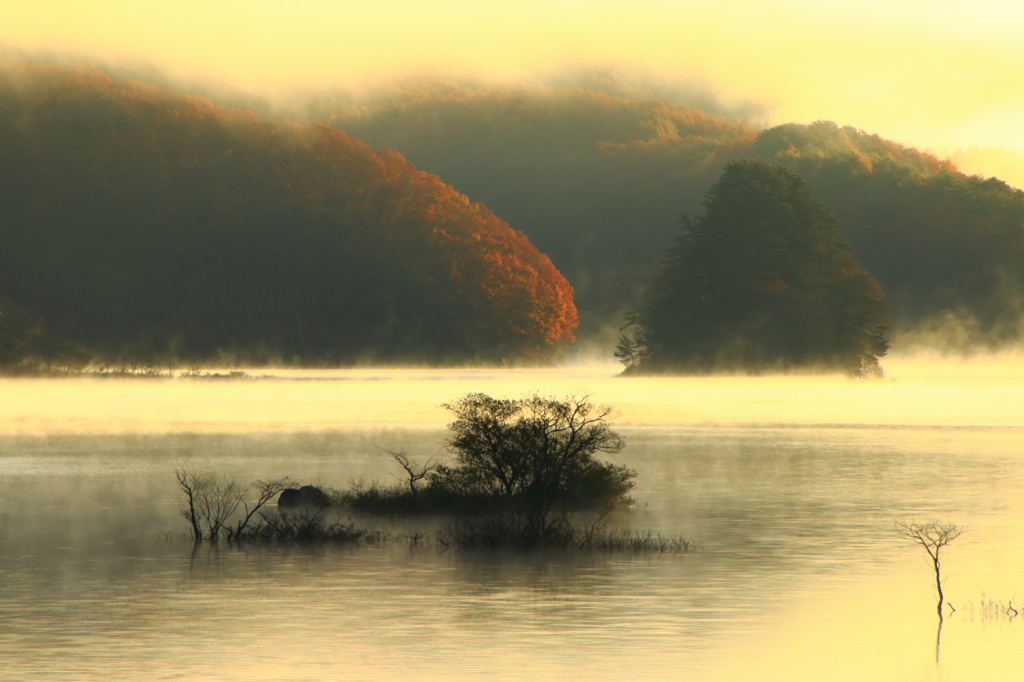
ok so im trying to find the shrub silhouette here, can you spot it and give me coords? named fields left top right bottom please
left=343, top=393, right=635, bottom=548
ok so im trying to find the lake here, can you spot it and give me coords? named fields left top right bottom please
left=2, top=356, right=1023, bottom=681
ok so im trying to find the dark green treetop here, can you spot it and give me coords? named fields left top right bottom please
left=619, top=160, right=889, bottom=376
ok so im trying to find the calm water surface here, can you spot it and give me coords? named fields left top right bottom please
left=2, top=358, right=1024, bottom=681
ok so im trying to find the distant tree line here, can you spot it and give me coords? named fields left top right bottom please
left=6, top=59, right=1023, bottom=373
left=0, top=62, right=577, bottom=370
left=309, top=79, right=1024, bottom=349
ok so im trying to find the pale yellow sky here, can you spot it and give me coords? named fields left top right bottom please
left=2, top=0, right=1023, bottom=184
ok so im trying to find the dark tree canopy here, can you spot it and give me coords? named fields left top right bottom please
left=436, top=392, right=632, bottom=509
left=620, top=161, right=889, bottom=375
left=0, top=61, right=577, bottom=367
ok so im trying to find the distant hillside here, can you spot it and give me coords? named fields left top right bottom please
left=0, top=63, right=577, bottom=367
left=307, top=79, right=1024, bottom=350
left=751, top=122, right=1024, bottom=350
left=301, top=81, right=756, bottom=335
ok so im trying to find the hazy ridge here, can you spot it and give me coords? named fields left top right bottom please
left=309, top=77, right=1024, bottom=351
left=3, top=55, right=1024, bottom=369
left=0, top=60, right=577, bottom=368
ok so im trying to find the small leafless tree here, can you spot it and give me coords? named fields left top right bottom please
left=894, top=520, right=966, bottom=620
left=379, top=448, right=439, bottom=497
left=227, top=478, right=291, bottom=540
left=176, top=467, right=205, bottom=541
left=197, top=476, right=243, bottom=540
left=175, top=467, right=290, bottom=542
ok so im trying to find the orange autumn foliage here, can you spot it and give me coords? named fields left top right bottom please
left=0, top=60, right=576, bottom=364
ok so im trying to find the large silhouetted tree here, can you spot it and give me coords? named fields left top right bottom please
left=620, top=161, right=889, bottom=375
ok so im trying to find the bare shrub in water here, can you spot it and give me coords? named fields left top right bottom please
left=176, top=468, right=340, bottom=542
left=176, top=468, right=380, bottom=545
left=379, top=448, right=440, bottom=497
left=894, top=520, right=966, bottom=620
left=175, top=468, right=247, bottom=541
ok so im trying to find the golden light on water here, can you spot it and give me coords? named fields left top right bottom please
left=3, top=359, right=1024, bottom=681
left=3, top=354, right=1024, bottom=435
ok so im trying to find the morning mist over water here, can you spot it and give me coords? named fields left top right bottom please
left=2, top=359, right=1024, bottom=680
left=3, top=355, right=1024, bottom=435
left=4, top=1, right=1024, bottom=677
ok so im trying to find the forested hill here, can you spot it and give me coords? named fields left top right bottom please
left=0, top=62, right=578, bottom=368
left=308, top=80, right=1024, bottom=349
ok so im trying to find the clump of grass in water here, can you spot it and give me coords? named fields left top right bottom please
left=585, top=529, right=699, bottom=553
left=233, top=510, right=387, bottom=545
left=963, top=594, right=1022, bottom=622
left=438, top=513, right=698, bottom=553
